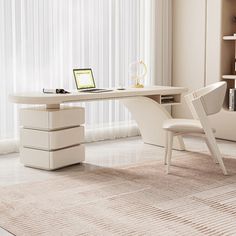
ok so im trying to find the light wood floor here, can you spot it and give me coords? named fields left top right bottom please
left=1, top=135, right=236, bottom=235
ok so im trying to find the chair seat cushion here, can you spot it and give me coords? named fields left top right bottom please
left=163, top=119, right=215, bottom=134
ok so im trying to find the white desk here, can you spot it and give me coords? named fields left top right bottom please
left=10, top=86, right=186, bottom=106
left=10, top=86, right=187, bottom=170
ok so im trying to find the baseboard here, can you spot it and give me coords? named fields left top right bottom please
left=85, top=122, right=140, bottom=143
left=0, top=139, right=20, bottom=155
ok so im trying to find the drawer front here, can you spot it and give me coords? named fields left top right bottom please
left=50, top=144, right=85, bottom=169
left=20, top=108, right=49, bottom=130
left=21, top=128, right=49, bottom=150
left=49, top=126, right=84, bottom=150
left=20, top=145, right=85, bottom=170
left=21, top=126, right=84, bottom=150
left=20, top=147, right=50, bottom=170
left=49, top=108, right=85, bottom=130
left=20, top=106, right=85, bottom=130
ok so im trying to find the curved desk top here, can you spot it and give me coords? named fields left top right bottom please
left=9, top=86, right=188, bottom=105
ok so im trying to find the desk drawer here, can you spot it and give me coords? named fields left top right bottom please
left=21, top=126, right=84, bottom=150
left=20, top=144, right=85, bottom=170
left=20, top=106, right=85, bottom=130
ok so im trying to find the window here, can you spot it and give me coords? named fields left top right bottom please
left=0, top=0, right=171, bottom=148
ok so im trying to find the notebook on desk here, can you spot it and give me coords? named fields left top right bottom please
left=73, top=68, right=113, bottom=93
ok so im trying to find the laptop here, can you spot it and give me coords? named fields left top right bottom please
left=73, top=68, right=113, bottom=93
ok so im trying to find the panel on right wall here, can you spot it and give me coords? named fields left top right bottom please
left=172, top=0, right=207, bottom=119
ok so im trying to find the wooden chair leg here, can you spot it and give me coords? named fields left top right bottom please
left=205, top=138, right=219, bottom=164
left=166, top=131, right=174, bottom=174
left=205, top=135, right=228, bottom=175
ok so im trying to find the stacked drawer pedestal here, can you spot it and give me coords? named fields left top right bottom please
left=20, top=106, right=85, bottom=170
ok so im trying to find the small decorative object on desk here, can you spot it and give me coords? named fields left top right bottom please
left=129, top=60, right=147, bottom=88
left=43, top=89, right=70, bottom=94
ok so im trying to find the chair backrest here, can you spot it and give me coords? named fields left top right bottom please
left=185, top=82, right=227, bottom=120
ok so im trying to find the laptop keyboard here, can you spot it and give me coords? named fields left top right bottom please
left=81, top=89, right=103, bottom=92
left=79, top=88, right=113, bottom=93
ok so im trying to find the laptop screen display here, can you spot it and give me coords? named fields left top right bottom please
left=73, top=69, right=96, bottom=89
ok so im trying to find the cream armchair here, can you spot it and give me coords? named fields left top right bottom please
left=163, top=82, right=228, bottom=175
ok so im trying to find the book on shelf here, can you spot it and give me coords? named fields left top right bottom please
left=232, top=60, right=236, bottom=75
left=229, top=89, right=236, bottom=111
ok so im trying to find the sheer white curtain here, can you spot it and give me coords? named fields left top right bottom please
left=0, top=0, right=172, bottom=153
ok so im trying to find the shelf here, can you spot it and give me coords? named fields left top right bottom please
left=162, top=102, right=181, bottom=106
left=223, top=36, right=236, bottom=40
left=160, top=94, right=181, bottom=105
left=147, top=94, right=181, bottom=105
left=222, top=75, right=236, bottom=80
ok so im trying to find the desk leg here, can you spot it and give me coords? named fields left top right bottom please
left=121, top=97, right=185, bottom=151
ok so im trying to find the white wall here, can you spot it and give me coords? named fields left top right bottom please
left=205, top=0, right=222, bottom=86
left=172, top=0, right=207, bottom=118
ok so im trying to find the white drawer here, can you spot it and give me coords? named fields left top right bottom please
left=21, top=126, right=84, bottom=150
left=20, top=106, right=85, bottom=130
left=20, top=144, right=85, bottom=170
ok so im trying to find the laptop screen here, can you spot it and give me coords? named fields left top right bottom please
left=73, top=69, right=96, bottom=89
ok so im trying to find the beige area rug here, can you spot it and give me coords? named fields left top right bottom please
left=1, top=153, right=236, bottom=236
